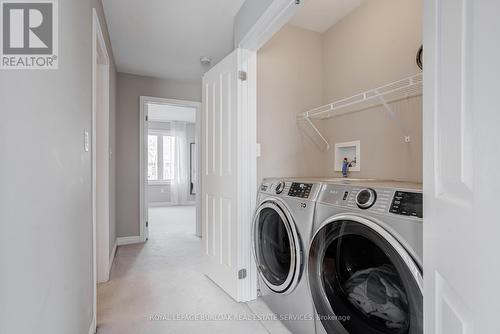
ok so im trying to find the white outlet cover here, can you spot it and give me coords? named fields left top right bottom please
left=334, top=140, right=361, bottom=172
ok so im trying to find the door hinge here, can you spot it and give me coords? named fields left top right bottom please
left=145, top=115, right=148, bottom=121
left=238, top=268, right=247, bottom=279
left=238, top=70, right=247, bottom=81
left=146, top=221, right=148, bottom=227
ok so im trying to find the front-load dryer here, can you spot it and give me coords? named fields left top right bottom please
left=253, top=178, right=320, bottom=334
left=308, top=180, right=423, bottom=334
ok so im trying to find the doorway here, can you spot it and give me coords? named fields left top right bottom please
left=139, top=97, right=202, bottom=241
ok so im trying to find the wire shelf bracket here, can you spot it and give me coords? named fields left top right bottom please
left=297, top=73, right=422, bottom=151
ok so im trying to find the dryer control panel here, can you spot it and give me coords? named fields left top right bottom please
left=259, top=179, right=321, bottom=201
left=288, top=182, right=313, bottom=199
left=390, top=191, right=423, bottom=218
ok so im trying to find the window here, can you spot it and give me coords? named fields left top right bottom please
left=148, top=132, right=175, bottom=182
left=148, top=135, right=158, bottom=181
left=163, top=135, right=175, bottom=180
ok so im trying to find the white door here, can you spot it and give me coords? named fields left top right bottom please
left=202, top=49, right=257, bottom=302
left=424, top=0, right=500, bottom=333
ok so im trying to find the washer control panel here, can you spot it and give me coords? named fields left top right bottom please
left=390, top=191, right=423, bottom=218
left=318, top=183, right=422, bottom=219
left=288, top=182, right=313, bottom=199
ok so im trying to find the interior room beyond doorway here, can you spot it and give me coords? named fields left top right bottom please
left=141, top=97, right=201, bottom=240
left=147, top=102, right=197, bottom=207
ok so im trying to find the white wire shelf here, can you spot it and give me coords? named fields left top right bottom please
left=298, top=73, right=422, bottom=120
left=297, top=73, right=423, bottom=151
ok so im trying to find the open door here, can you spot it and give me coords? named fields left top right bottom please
left=424, top=0, right=500, bottom=332
left=202, top=48, right=257, bottom=302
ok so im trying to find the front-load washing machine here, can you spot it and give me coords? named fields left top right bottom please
left=253, top=178, right=320, bottom=334
left=308, top=180, right=423, bottom=334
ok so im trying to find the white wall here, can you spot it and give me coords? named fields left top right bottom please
left=0, top=1, right=116, bottom=333
left=116, top=73, right=201, bottom=237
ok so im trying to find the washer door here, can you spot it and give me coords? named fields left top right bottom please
left=253, top=200, right=301, bottom=293
left=308, top=215, right=423, bottom=334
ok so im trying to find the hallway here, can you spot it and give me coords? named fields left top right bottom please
left=97, top=206, right=288, bottom=334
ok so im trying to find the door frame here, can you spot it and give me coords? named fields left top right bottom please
left=91, top=8, right=110, bottom=334
left=237, top=0, right=303, bottom=51
left=139, top=96, right=202, bottom=240
left=230, top=0, right=303, bottom=301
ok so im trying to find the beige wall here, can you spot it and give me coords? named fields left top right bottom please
left=322, top=0, right=423, bottom=182
left=116, top=73, right=201, bottom=237
left=322, top=0, right=423, bottom=102
left=257, top=25, right=326, bottom=183
left=257, top=0, right=423, bottom=183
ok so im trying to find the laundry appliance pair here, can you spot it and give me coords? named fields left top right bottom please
left=253, top=178, right=423, bottom=334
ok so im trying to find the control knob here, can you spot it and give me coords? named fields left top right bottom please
left=275, top=181, right=286, bottom=194
left=356, top=188, right=377, bottom=209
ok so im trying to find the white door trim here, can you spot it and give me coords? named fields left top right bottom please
left=91, top=8, right=110, bottom=334
left=237, top=49, right=258, bottom=301
left=139, top=96, right=202, bottom=241
left=237, top=0, right=303, bottom=51
left=220, top=0, right=301, bottom=302
left=199, top=0, right=300, bottom=302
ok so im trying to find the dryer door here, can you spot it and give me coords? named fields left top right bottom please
left=308, top=215, right=422, bottom=334
left=253, top=200, right=301, bottom=293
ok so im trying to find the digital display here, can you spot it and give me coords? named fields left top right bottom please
left=390, top=191, right=423, bottom=218
left=288, top=183, right=313, bottom=199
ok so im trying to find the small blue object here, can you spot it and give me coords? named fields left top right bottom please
left=342, top=158, right=349, bottom=177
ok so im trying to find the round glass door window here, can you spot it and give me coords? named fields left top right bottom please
left=308, top=219, right=422, bottom=334
left=254, top=202, right=299, bottom=292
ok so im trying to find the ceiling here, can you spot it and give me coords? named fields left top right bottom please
left=148, top=103, right=196, bottom=123
left=289, top=0, right=367, bottom=33
left=102, top=0, right=245, bottom=83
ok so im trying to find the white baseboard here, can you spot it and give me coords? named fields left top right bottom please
left=116, top=236, right=143, bottom=246
left=148, top=201, right=173, bottom=207
left=148, top=201, right=196, bottom=207
left=88, top=316, right=96, bottom=334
